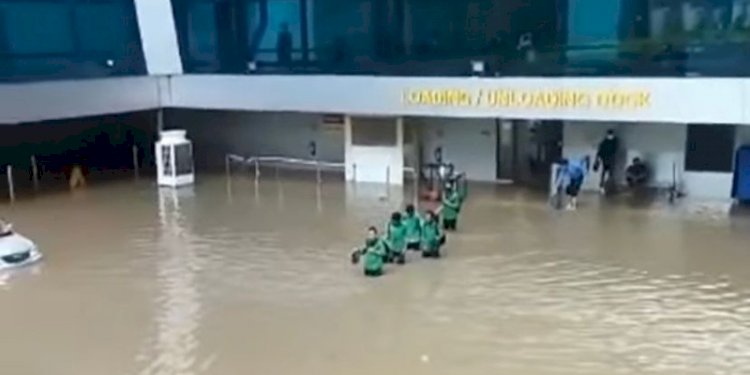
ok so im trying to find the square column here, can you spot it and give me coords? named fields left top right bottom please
left=345, top=116, right=404, bottom=185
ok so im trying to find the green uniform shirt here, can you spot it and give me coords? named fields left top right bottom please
left=422, top=220, right=442, bottom=249
left=442, top=191, right=460, bottom=220
left=403, top=212, right=422, bottom=244
left=457, top=181, right=468, bottom=204
left=387, top=221, right=408, bottom=254
left=363, top=239, right=386, bottom=272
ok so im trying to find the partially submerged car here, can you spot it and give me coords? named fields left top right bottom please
left=0, top=224, right=42, bottom=270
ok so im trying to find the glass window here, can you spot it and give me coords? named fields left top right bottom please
left=171, top=0, right=750, bottom=77
left=0, top=0, right=145, bottom=81
left=567, top=0, right=622, bottom=65
left=75, top=2, right=130, bottom=54
left=257, top=0, right=301, bottom=60
left=685, top=124, right=736, bottom=172
left=186, top=1, right=220, bottom=63
left=0, top=2, right=74, bottom=55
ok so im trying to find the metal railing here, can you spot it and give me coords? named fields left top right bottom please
left=226, top=153, right=417, bottom=184
left=226, top=154, right=345, bottom=183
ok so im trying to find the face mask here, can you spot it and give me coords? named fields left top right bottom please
left=607, top=134, right=614, bottom=140
left=366, top=238, right=377, bottom=246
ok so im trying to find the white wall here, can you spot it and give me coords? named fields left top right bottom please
left=563, top=121, right=687, bottom=190
left=8, top=75, right=750, bottom=127
left=345, top=117, right=404, bottom=185
left=0, top=77, right=160, bottom=124
left=167, top=110, right=344, bottom=165
left=168, top=75, right=750, bottom=124
left=682, top=172, right=734, bottom=200
left=413, top=117, right=497, bottom=182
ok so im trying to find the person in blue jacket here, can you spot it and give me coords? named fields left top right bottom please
left=554, top=156, right=591, bottom=210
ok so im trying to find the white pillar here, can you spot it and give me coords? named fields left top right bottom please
left=133, top=0, right=183, bottom=75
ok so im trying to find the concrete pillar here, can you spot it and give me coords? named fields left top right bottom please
left=345, top=116, right=404, bottom=185
left=133, top=0, right=183, bottom=75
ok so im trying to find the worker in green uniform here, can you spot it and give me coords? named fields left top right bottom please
left=441, top=187, right=461, bottom=231
left=421, top=210, right=444, bottom=258
left=351, top=226, right=387, bottom=277
left=456, top=175, right=468, bottom=205
left=386, top=212, right=408, bottom=264
left=403, top=204, right=423, bottom=251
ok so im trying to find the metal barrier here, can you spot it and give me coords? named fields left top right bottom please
left=226, top=153, right=416, bottom=183
left=226, top=154, right=345, bottom=183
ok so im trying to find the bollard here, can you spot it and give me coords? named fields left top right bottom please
left=352, top=163, right=357, bottom=182
left=6, top=165, right=14, bottom=203
left=30, top=155, right=39, bottom=191
left=225, top=155, right=231, bottom=179
left=386, top=166, right=391, bottom=185
left=254, top=159, right=260, bottom=181
left=132, top=145, right=140, bottom=179
left=316, top=160, right=321, bottom=184
left=413, top=170, right=419, bottom=206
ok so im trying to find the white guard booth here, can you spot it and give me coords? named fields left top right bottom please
left=156, top=130, right=195, bottom=187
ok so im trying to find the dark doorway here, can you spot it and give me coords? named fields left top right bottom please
left=496, top=119, right=515, bottom=181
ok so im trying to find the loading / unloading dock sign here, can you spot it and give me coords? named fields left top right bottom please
left=402, top=88, right=651, bottom=110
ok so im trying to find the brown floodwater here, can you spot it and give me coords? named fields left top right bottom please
left=2, top=173, right=750, bottom=375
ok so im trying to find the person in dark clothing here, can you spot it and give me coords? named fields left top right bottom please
left=626, top=157, right=649, bottom=189
left=276, top=23, right=293, bottom=68
left=595, top=129, right=619, bottom=193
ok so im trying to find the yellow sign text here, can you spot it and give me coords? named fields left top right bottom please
left=402, top=88, right=651, bottom=110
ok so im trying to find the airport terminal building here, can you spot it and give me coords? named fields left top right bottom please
left=2, top=0, right=750, bottom=200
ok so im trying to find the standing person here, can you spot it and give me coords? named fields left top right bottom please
left=595, top=129, right=619, bottom=194
left=276, top=23, right=293, bottom=68
left=351, top=227, right=387, bottom=277
left=421, top=211, right=444, bottom=258
left=386, top=212, right=408, bottom=264
left=69, top=164, right=87, bottom=190
left=554, top=156, right=591, bottom=210
left=441, top=186, right=461, bottom=231
left=403, top=204, right=422, bottom=251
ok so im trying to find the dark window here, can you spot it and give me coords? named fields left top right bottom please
left=351, top=117, right=397, bottom=146
left=175, top=144, right=194, bottom=175
left=685, top=124, right=736, bottom=172
left=0, top=0, right=146, bottom=82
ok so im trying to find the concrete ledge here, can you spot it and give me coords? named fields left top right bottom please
left=0, top=76, right=161, bottom=124
left=6, top=74, right=750, bottom=125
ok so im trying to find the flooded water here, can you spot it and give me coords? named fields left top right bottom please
left=3, top=174, right=750, bottom=375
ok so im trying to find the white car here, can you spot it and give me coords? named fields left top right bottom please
left=0, top=231, right=42, bottom=270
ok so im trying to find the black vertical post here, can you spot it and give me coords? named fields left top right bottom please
left=68, top=0, right=82, bottom=63
left=235, top=0, right=250, bottom=66
left=555, top=0, right=569, bottom=69
left=495, top=119, right=502, bottom=180
left=0, top=9, right=11, bottom=78
left=300, top=0, right=310, bottom=62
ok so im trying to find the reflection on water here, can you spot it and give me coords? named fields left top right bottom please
left=138, top=187, right=206, bottom=375
left=2, top=175, right=750, bottom=375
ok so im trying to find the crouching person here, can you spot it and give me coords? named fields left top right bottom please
left=421, top=211, right=445, bottom=258
left=351, top=226, right=387, bottom=277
